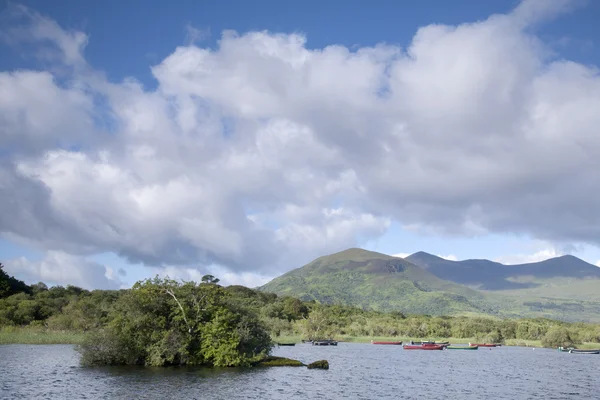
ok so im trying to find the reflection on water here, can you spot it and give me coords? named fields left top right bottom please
left=1, top=343, right=599, bottom=399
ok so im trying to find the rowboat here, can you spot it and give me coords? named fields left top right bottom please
left=469, top=343, right=498, bottom=347
left=568, top=349, right=600, bottom=354
left=276, top=343, right=296, bottom=346
left=403, top=344, right=445, bottom=350
left=371, top=340, right=402, bottom=345
left=447, top=345, right=478, bottom=350
left=312, top=339, right=338, bottom=346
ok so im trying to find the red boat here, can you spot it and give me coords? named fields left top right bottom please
left=469, top=343, right=497, bottom=347
left=403, top=344, right=445, bottom=350
left=371, top=341, right=403, bottom=345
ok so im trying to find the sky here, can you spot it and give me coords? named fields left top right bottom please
left=1, top=0, right=600, bottom=290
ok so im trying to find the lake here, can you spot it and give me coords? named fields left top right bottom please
left=1, top=343, right=599, bottom=399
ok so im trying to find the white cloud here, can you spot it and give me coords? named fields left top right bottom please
left=0, top=4, right=88, bottom=68
left=147, top=265, right=272, bottom=288
left=184, top=23, right=210, bottom=45
left=4, top=251, right=123, bottom=289
left=1, top=1, right=600, bottom=286
left=495, top=248, right=563, bottom=265
left=595, top=260, right=600, bottom=268
left=393, top=253, right=410, bottom=258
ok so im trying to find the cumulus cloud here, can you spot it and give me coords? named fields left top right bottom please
left=4, top=251, right=123, bottom=289
left=148, top=265, right=272, bottom=288
left=495, top=248, right=563, bottom=265
left=1, top=1, right=600, bottom=285
left=0, top=4, right=88, bottom=68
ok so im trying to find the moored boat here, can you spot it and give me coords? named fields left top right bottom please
left=313, top=339, right=338, bottom=346
left=403, top=344, right=445, bottom=350
left=371, top=340, right=403, bottom=345
left=276, top=342, right=296, bottom=346
left=447, top=345, right=478, bottom=350
left=469, top=343, right=498, bottom=347
left=568, top=349, right=600, bottom=354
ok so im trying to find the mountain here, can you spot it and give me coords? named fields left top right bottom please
left=405, top=252, right=600, bottom=290
left=259, top=248, right=495, bottom=316
left=260, top=248, right=600, bottom=322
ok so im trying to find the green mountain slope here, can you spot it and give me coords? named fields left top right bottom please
left=259, top=248, right=495, bottom=316
left=260, top=248, right=600, bottom=322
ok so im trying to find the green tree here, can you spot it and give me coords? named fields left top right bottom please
left=77, top=277, right=271, bottom=367
left=541, top=326, right=578, bottom=348
left=0, top=263, right=31, bottom=298
left=300, top=306, right=335, bottom=340
left=201, top=274, right=220, bottom=284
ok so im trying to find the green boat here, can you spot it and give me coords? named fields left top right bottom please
left=447, top=345, right=478, bottom=350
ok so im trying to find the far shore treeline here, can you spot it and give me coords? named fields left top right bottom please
left=2, top=263, right=600, bottom=367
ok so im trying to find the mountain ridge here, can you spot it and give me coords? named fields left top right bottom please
left=405, top=251, right=600, bottom=290
left=259, top=248, right=600, bottom=322
left=260, top=248, right=493, bottom=316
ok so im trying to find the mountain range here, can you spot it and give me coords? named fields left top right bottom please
left=259, top=248, right=600, bottom=322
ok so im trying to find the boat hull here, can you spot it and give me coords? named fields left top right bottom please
left=569, top=349, right=600, bottom=354
left=403, top=345, right=445, bottom=350
left=313, top=340, right=338, bottom=346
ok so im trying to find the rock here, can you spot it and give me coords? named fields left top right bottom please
left=254, top=356, right=305, bottom=367
left=307, top=360, right=329, bottom=370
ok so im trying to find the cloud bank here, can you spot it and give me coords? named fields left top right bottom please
left=1, top=0, right=599, bottom=287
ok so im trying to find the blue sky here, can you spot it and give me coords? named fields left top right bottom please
left=1, top=0, right=600, bottom=289
left=4, top=0, right=598, bottom=84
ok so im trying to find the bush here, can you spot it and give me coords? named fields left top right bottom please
left=541, top=327, right=578, bottom=348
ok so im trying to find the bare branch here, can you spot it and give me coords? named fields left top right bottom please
left=163, top=288, right=191, bottom=333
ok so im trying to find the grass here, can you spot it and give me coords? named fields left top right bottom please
left=271, top=335, right=303, bottom=344
left=0, top=326, right=85, bottom=345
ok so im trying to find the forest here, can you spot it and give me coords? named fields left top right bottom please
left=2, top=263, right=600, bottom=367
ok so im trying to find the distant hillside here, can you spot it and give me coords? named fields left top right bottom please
left=259, top=248, right=495, bottom=316
left=405, top=252, right=600, bottom=290
left=260, top=248, right=600, bottom=323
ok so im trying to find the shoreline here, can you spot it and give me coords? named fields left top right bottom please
left=273, top=335, right=600, bottom=350
left=2, top=329, right=599, bottom=350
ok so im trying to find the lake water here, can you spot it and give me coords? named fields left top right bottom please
left=1, top=343, right=599, bottom=399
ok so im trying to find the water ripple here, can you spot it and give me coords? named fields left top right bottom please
left=1, top=344, right=600, bottom=399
